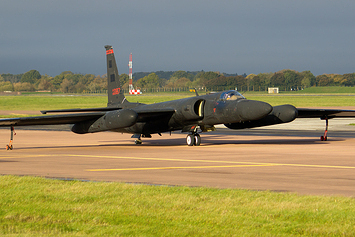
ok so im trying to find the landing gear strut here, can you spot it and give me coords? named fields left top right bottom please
left=6, top=126, right=15, bottom=150
left=186, top=133, right=201, bottom=146
left=320, top=117, right=328, bottom=141
left=132, top=133, right=142, bottom=144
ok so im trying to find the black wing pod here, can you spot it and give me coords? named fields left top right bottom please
left=103, top=109, right=138, bottom=130
left=72, top=109, right=138, bottom=133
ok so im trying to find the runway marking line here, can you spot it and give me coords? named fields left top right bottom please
left=2, top=154, right=355, bottom=171
left=0, top=154, right=51, bottom=159
left=87, top=164, right=278, bottom=172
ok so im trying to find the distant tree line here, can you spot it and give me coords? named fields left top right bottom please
left=1, top=69, right=355, bottom=93
left=245, top=70, right=355, bottom=91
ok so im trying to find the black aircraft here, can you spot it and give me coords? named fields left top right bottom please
left=2, top=45, right=355, bottom=149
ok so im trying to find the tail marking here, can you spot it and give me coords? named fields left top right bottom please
left=112, top=88, right=120, bottom=95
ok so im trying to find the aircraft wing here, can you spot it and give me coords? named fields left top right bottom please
left=297, top=108, right=355, bottom=119
left=0, top=108, right=176, bottom=127
left=0, top=112, right=105, bottom=127
left=40, top=107, right=118, bottom=114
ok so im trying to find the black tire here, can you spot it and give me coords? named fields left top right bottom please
left=186, top=134, right=194, bottom=146
left=194, top=134, right=201, bottom=146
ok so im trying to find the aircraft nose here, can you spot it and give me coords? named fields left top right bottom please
left=237, top=100, right=273, bottom=121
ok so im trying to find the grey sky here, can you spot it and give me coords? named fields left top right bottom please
left=1, top=0, right=354, bottom=76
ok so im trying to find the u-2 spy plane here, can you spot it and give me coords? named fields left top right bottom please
left=2, top=45, right=355, bottom=149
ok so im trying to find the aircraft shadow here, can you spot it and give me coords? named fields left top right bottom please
left=0, top=160, right=18, bottom=163
left=199, top=137, right=342, bottom=146
left=9, top=136, right=343, bottom=150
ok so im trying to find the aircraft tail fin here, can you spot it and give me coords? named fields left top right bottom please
left=105, top=45, right=127, bottom=107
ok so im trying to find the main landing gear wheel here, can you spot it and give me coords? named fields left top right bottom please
left=194, top=134, right=201, bottom=146
left=186, top=134, right=201, bottom=146
left=186, top=134, right=194, bottom=146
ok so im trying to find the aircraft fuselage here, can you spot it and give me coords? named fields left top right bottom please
left=72, top=91, right=273, bottom=137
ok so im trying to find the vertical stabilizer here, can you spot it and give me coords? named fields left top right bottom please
left=105, top=45, right=127, bottom=107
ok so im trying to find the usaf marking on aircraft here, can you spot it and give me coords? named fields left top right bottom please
left=2, top=45, right=355, bottom=149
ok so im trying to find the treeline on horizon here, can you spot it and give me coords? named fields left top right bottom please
left=1, top=69, right=355, bottom=93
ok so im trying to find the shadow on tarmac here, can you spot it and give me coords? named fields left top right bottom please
left=9, top=136, right=342, bottom=151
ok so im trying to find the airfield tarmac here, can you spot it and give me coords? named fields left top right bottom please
left=1, top=118, right=355, bottom=197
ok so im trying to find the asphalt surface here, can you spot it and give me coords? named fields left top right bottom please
left=1, top=118, right=355, bottom=197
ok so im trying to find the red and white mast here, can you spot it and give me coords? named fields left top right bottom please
left=128, top=53, right=133, bottom=91
left=128, top=53, right=141, bottom=94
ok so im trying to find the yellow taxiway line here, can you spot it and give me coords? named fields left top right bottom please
left=87, top=164, right=278, bottom=172
left=2, top=153, right=355, bottom=171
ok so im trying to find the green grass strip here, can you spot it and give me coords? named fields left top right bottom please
left=1, top=93, right=355, bottom=112
left=0, top=94, right=191, bottom=111
left=1, top=175, right=355, bottom=236
left=246, top=95, right=355, bottom=107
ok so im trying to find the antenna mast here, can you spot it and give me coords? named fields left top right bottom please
left=128, top=53, right=141, bottom=94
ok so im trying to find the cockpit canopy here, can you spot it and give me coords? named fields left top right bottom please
left=219, top=90, right=245, bottom=101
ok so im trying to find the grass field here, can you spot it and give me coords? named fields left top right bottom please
left=1, top=90, right=355, bottom=235
left=246, top=95, right=355, bottom=107
left=1, top=175, right=355, bottom=236
left=0, top=94, right=191, bottom=111
left=295, top=86, right=355, bottom=94
left=1, top=91, right=354, bottom=113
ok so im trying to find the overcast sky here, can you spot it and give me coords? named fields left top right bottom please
left=1, top=0, right=354, bottom=76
